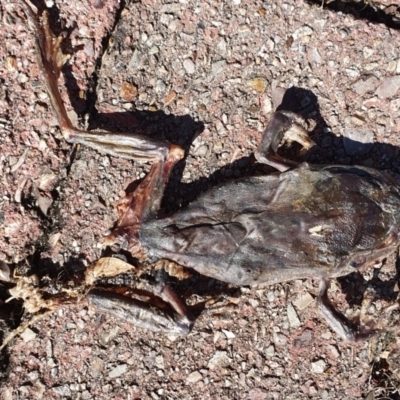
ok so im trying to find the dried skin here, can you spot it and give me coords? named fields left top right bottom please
left=140, top=164, right=400, bottom=286
left=87, top=289, right=191, bottom=335
left=85, top=257, right=139, bottom=286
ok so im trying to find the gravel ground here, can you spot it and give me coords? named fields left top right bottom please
left=1, top=0, right=400, bottom=399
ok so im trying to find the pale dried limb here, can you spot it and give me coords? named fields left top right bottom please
left=7, top=276, right=50, bottom=314
left=0, top=309, right=56, bottom=352
left=1, top=275, right=82, bottom=350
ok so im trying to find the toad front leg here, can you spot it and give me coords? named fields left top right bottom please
left=22, top=1, right=183, bottom=249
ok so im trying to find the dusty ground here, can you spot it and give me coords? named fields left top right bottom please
left=1, top=0, right=400, bottom=399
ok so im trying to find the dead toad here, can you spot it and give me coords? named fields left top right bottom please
left=4, top=0, right=400, bottom=345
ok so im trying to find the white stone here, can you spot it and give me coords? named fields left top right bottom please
left=292, top=25, right=314, bottom=40
left=183, top=58, right=195, bottom=74
left=222, top=329, right=236, bottom=339
left=20, top=328, right=37, bottom=343
left=207, top=351, right=232, bottom=370
left=109, top=364, right=128, bottom=378
left=287, top=303, right=301, bottom=328
left=311, top=359, right=326, bottom=374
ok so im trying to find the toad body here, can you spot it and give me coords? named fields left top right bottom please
left=17, top=0, right=400, bottom=341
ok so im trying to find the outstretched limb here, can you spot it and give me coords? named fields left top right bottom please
left=85, top=257, right=193, bottom=334
left=316, top=279, right=397, bottom=341
left=255, top=111, right=315, bottom=172
left=20, top=0, right=184, bottom=250
left=87, top=280, right=193, bottom=335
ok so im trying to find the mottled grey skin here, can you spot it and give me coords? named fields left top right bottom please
left=141, top=164, right=400, bottom=286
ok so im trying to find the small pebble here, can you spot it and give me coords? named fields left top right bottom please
left=211, top=60, right=226, bottom=77
left=222, top=329, right=236, bottom=339
left=207, top=351, right=231, bottom=370
left=292, top=25, right=314, bottom=40
left=265, top=345, right=275, bottom=357
left=293, top=292, right=314, bottom=310
left=375, top=75, right=400, bottom=99
left=287, top=303, right=301, bottom=328
left=52, top=385, right=71, bottom=397
left=311, top=359, right=326, bottom=374
left=196, top=144, right=209, bottom=156
left=183, top=58, right=195, bottom=74
left=20, top=328, right=37, bottom=343
left=163, top=90, right=176, bottom=105
left=186, top=371, right=203, bottom=384
left=249, top=77, right=268, bottom=92
left=326, top=344, right=340, bottom=359
left=109, top=364, right=128, bottom=378
left=120, top=82, right=138, bottom=101
left=273, top=332, right=288, bottom=346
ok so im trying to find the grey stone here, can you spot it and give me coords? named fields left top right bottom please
left=353, top=76, right=379, bottom=96
left=52, top=385, right=72, bottom=396
left=376, top=75, right=400, bottom=99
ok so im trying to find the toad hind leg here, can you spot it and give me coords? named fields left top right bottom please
left=87, top=281, right=193, bottom=335
left=21, top=1, right=184, bottom=250
left=317, top=279, right=385, bottom=341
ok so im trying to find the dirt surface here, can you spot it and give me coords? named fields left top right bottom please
left=1, top=0, right=400, bottom=399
